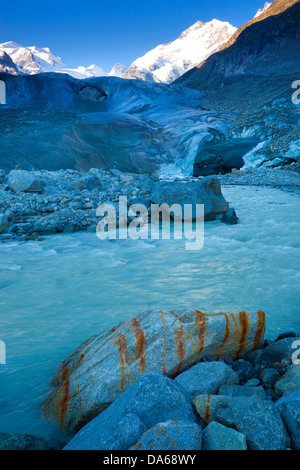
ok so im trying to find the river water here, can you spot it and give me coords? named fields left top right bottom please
left=0, top=185, right=299, bottom=439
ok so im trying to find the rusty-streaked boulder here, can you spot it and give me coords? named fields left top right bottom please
left=43, top=309, right=265, bottom=432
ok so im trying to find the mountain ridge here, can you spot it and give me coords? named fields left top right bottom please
left=0, top=41, right=127, bottom=79
left=122, top=19, right=237, bottom=84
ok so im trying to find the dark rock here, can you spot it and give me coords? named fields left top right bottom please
left=265, top=389, right=277, bottom=402
left=245, top=338, right=296, bottom=367
left=263, top=339, right=274, bottom=348
left=232, top=359, right=256, bottom=381
left=259, top=368, right=281, bottom=388
left=275, top=331, right=297, bottom=342
left=201, top=356, right=217, bottom=362
left=221, top=208, right=238, bottom=225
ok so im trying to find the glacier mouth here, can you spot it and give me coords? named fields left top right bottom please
left=0, top=73, right=263, bottom=176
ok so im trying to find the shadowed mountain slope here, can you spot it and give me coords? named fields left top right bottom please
left=174, top=0, right=300, bottom=173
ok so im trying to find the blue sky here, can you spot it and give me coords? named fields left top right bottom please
left=0, top=1, right=267, bottom=71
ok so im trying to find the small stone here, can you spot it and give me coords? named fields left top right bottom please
left=232, top=360, right=256, bottom=381
left=276, top=331, right=297, bottom=342
left=202, top=421, right=247, bottom=450
left=259, top=368, right=281, bottom=388
left=275, top=364, right=300, bottom=396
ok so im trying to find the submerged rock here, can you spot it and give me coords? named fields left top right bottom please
left=0, top=432, right=65, bottom=450
left=150, top=177, right=229, bottom=221
left=7, top=170, right=43, bottom=193
left=43, top=309, right=265, bottom=432
left=194, top=395, right=290, bottom=450
left=131, top=420, right=202, bottom=451
left=275, top=331, right=297, bottom=342
left=63, top=373, right=195, bottom=450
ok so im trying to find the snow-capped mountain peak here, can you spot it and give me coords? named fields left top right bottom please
left=0, top=41, right=108, bottom=78
left=122, top=19, right=237, bottom=84
left=109, top=63, right=128, bottom=77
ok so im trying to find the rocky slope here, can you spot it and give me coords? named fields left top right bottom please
left=123, top=20, right=237, bottom=84
left=175, top=0, right=300, bottom=174
left=0, top=50, right=18, bottom=75
left=109, top=63, right=127, bottom=77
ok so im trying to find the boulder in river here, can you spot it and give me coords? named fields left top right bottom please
left=43, top=308, right=265, bottom=432
left=150, top=177, right=229, bottom=221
